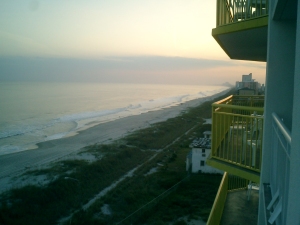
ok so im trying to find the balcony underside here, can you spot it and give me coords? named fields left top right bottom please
left=212, top=16, right=268, bottom=62
left=207, top=157, right=260, bottom=183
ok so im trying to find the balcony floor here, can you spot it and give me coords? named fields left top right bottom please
left=221, top=189, right=259, bottom=225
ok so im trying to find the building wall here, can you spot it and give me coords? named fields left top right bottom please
left=186, top=152, right=192, bottom=171
left=238, top=89, right=255, bottom=95
left=236, top=81, right=260, bottom=94
left=260, top=19, right=296, bottom=187
left=191, top=148, right=222, bottom=174
left=286, top=2, right=300, bottom=223
left=242, top=73, right=252, bottom=82
left=258, top=0, right=300, bottom=224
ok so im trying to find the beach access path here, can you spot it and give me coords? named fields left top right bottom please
left=0, top=93, right=222, bottom=193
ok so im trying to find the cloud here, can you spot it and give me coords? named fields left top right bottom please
left=0, top=31, right=55, bottom=57
left=0, top=56, right=266, bottom=85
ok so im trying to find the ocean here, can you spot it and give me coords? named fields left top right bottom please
left=0, top=82, right=228, bottom=155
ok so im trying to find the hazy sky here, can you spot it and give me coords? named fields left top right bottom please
left=0, top=0, right=266, bottom=85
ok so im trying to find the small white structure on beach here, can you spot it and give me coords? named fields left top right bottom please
left=186, top=131, right=222, bottom=174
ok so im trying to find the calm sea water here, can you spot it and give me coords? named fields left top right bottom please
left=0, top=82, right=228, bottom=155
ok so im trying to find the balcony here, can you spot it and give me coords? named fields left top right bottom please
left=213, top=0, right=268, bottom=61
left=207, top=172, right=259, bottom=225
left=206, top=95, right=264, bottom=183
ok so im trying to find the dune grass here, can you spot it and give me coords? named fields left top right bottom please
left=0, top=89, right=234, bottom=225
left=0, top=146, right=152, bottom=225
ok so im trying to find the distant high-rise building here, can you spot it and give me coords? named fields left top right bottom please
left=235, top=73, right=262, bottom=95
left=242, top=73, right=253, bottom=82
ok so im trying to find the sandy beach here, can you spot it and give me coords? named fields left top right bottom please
left=0, top=90, right=227, bottom=193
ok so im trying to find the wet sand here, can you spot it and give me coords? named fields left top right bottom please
left=0, top=90, right=228, bottom=193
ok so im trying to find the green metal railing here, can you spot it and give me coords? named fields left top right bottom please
left=216, top=0, right=269, bottom=26
left=212, top=95, right=264, bottom=172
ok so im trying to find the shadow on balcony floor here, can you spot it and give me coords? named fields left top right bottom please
left=221, top=189, right=259, bottom=225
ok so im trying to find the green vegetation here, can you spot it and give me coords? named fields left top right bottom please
left=0, top=146, right=152, bottom=225
left=125, top=100, right=214, bottom=150
left=136, top=174, right=221, bottom=225
left=0, top=89, right=234, bottom=225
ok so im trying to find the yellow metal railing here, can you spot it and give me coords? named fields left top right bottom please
left=212, top=95, right=264, bottom=172
left=207, top=172, right=252, bottom=225
left=207, top=172, right=229, bottom=225
left=227, top=174, right=248, bottom=191
left=217, top=0, right=269, bottom=27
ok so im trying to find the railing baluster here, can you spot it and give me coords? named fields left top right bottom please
left=211, top=95, right=264, bottom=172
left=217, top=0, right=268, bottom=27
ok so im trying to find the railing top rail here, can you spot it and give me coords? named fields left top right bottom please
left=214, top=95, right=233, bottom=105
left=206, top=172, right=228, bottom=225
left=272, top=112, right=291, bottom=145
left=213, top=95, right=264, bottom=104
left=212, top=103, right=264, bottom=112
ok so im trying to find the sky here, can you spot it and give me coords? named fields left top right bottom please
left=0, top=0, right=266, bottom=85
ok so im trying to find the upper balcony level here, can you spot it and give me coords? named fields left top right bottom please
left=212, top=0, right=268, bottom=62
left=206, top=95, right=264, bottom=183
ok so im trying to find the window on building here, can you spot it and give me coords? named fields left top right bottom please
left=202, top=149, right=205, bottom=153
left=200, top=160, right=205, bottom=166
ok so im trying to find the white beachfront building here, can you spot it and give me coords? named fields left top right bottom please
left=186, top=131, right=222, bottom=174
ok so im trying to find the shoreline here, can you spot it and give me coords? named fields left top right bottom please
left=0, top=85, right=229, bottom=156
left=0, top=89, right=229, bottom=192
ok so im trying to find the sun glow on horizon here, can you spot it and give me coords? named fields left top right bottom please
left=0, top=0, right=227, bottom=59
left=0, top=0, right=266, bottom=85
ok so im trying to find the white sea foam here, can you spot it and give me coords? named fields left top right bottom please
left=0, top=82, right=229, bottom=155
left=44, top=132, right=69, bottom=141
left=0, top=145, right=22, bottom=155
left=0, top=121, right=54, bottom=139
left=58, top=108, right=126, bottom=123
